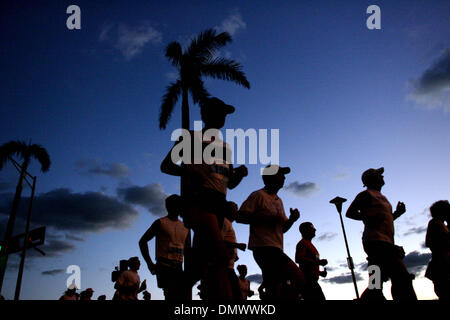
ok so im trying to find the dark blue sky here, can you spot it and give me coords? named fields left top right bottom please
left=0, top=0, right=449, bottom=300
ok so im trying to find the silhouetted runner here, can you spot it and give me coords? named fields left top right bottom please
left=295, top=222, right=327, bottom=300
left=346, top=167, right=417, bottom=300
left=114, top=257, right=147, bottom=301
left=425, top=200, right=450, bottom=300
left=79, top=288, right=94, bottom=301
left=59, top=285, right=78, bottom=301
left=237, top=164, right=305, bottom=300
left=237, top=264, right=254, bottom=300
left=139, top=194, right=190, bottom=300
left=161, top=97, right=248, bottom=300
left=222, top=216, right=246, bottom=301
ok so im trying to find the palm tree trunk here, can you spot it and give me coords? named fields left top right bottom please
left=0, top=161, right=28, bottom=293
left=181, top=87, right=190, bottom=131
left=180, top=86, right=193, bottom=300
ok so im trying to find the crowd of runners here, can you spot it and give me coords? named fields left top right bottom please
left=59, top=97, right=448, bottom=301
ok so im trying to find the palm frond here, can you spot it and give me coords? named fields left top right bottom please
left=159, top=80, right=182, bottom=129
left=165, top=41, right=183, bottom=68
left=28, top=144, right=51, bottom=172
left=200, top=58, right=250, bottom=89
left=189, top=79, right=210, bottom=105
left=0, top=141, right=27, bottom=170
left=187, top=29, right=232, bottom=61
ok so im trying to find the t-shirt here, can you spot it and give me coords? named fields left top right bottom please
left=239, top=188, right=288, bottom=250
left=425, top=218, right=450, bottom=280
left=116, top=270, right=141, bottom=300
left=183, top=130, right=233, bottom=195
left=425, top=218, right=450, bottom=259
left=156, top=216, right=189, bottom=265
left=295, top=239, right=320, bottom=282
left=238, top=278, right=251, bottom=300
left=357, top=189, right=395, bottom=244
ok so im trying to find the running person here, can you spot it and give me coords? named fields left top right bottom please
left=237, top=164, right=305, bottom=300
left=237, top=264, right=254, bottom=300
left=295, top=222, right=327, bottom=300
left=160, top=97, right=248, bottom=300
left=346, top=167, right=417, bottom=300
left=425, top=200, right=450, bottom=300
left=139, top=194, right=190, bottom=300
left=114, top=257, right=147, bottom=301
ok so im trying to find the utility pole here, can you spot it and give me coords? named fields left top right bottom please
left=14, top=175, right=36, bottom=300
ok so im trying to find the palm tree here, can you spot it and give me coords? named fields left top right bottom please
left=0, top=140, right=51, bottom=291
left=159, top=28, right=250, bottom=130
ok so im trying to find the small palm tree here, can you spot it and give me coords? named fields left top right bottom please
left=0, top=140, right=50, bottom=291
left=159, top=28, right=250, bottom=130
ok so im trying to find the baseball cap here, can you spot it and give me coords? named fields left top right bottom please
left=361, top=167, right=384, bottom=186
left=262, top=164, right=291, bottom=176
left=86, top=288, right=94, bottom=292
left=202, top=97, right=235, bottom=114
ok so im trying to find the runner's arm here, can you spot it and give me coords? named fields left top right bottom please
left=346, top=193, right=367, bottom=220
left=283, top=208, right=299, bottom=233
left=139, top=220, right=160, bottom=274
left=161, top=139, right=184, bottom=176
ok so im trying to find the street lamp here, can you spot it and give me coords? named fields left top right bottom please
left=330, top=196, right=360, bottom=300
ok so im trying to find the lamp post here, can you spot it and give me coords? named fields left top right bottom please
left=330, top=196, right=359, bottom=300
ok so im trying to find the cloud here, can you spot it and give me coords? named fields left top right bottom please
left=333, top=172, right=349, bottom=180
left=403, top=226, right=427, bottom=236
left=0, top=188, right=140, bottom=233
left=65, top=234, right=85, bottom=242
left=75, top=159, right=130, bottom=178
left=117, top=183, right=167, bottom=216
left=39, top=239, right=77, bottom=257
left=403, top=251, right=431, bottom=275
left=90, top=163, right=130, bottom=178
left=247, top=274, right=263, bottom=284
left=407, top=47, right=450, bottom=112
left=284, top=181, right=319, bottom=198
left=356, top=261, right=368, bottom=271
left=216, top=9, right=246, bottom=36
left=41, top=269, right=65, bottom=276
left=316, top=232, right=338, bottom=242
left=99, top=22, right=113, bottom=42
left=323, top=266, right=337, bottom=272
left=99, top=21, right=162, bottom=60
left=323, top=272, right=363, bottom=284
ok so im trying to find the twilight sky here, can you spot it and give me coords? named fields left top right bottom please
left=0, top=0, right=449, bottom=300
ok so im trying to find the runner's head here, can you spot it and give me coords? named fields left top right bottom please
left=166, top=194, right=182, bottom=219
left=200, top=97, right=235, bottom=129
left=262, top=164, right=290, bottom=192
left=128, top=256, right=140, bottom=271
left=299, top=222, right=316, bottom=239
left=430, top=200, right=450, bottom=222
left=361, top=167, right=385, bottom=190
left=237, top=264, right=248, bottom=277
